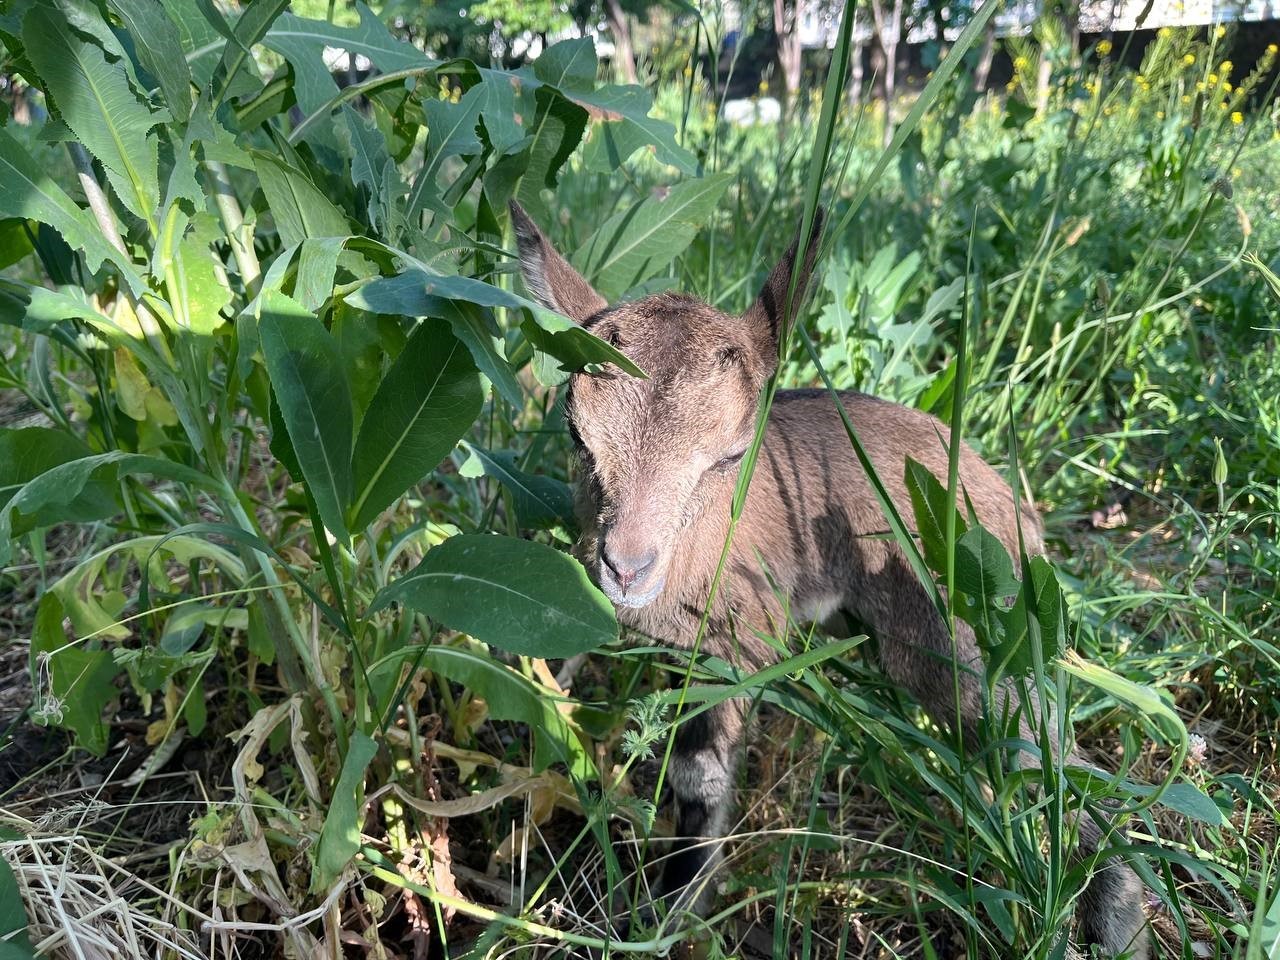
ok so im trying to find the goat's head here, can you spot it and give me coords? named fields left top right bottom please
left=511, top=202, right=822, bottom=608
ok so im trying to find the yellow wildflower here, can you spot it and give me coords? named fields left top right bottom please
left=1269, top=44, right=1278, bottom=54
left=1215, top=25, right=1226, bottom=38
left=1208, top=73, right=1218, bottom=84
left=1231, top=111, right=1243, bottom=124
left=1097, top=39, right=1113, bottom=55
left=1196, top=80, right=1206, bottom=91
left=1220, top=60, right=1232, bottom=73
left=1014, top=55, right=1029, bottom=69
left=1181, top=94, right=1191, bottom=103
left=1157, top=110, right=1165, bottom=119
left=1159, top=27, right=1171, bottom=37
left=1224, top=82, right=1232, bottom=92
left=1183, top=53, right=1195, bottom=66
left=1232, top=166, right=1242, bottom=176
left=1220, top=100, right=1229, bottom=109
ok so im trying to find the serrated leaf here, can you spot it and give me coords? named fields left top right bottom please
left=257, top=291, right=354, bottom=544
left=312, top=730, right=377, bottom=891
left=369, top=534, right=617, bottom=659
left=158, top=0, right=225, bottom=89
left=571, top=173, right=732, bottom=300
left=567, top=83, right=697, bottom=174
left=264, top=1, right=436, bottom=139
left=342, top=104, right=402, bottom=235
left=0, top=130, right=142, bottom=290
left=406, top=84, right=485, bottom=226
left=23, top=3, right=162, bottom=223
left=106, top=0, right=193, bottom=120
left=349, top=318, right=484, bottom=530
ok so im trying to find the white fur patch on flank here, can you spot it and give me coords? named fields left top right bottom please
left=797, top=592, right=843, bottom=625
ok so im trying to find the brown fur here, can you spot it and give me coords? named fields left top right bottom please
left=511, top=201, right=1149, bottom=957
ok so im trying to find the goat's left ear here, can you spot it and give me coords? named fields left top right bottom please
left=743, top=207, right=825, bottom=357
left=510, top=201, right=608, bottom=323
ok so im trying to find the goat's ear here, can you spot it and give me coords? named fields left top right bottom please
left=742, top=207, right=825, bottom=357
left=509, top=201, right=607, bottom=322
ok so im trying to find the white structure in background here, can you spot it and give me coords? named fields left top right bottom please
left=789, top=0, right=1276, bottom=48
left=723, top=96, right=783, bottom=124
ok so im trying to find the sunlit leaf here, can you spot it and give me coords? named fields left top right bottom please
left=369, top=534, right=617, bottom=658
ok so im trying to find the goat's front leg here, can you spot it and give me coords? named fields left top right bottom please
left=652, top=698, right=747, bottom=918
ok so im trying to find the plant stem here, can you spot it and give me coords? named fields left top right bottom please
left=205, top=159, right=262, bottom=296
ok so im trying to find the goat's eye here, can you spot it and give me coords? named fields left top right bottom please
left=714, top=449, right=746, bottom=472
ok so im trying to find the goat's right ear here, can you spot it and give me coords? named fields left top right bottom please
left=509, top=201, right=608, bottom=323
left=742, top=207, right=825, bottom=356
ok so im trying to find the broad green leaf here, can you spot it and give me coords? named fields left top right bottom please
left=369, top=534, right=617, bottom=658
left=30, top=593, right=119, bottom=757
left=904, top=456, right=965, bottom=576
left=348, top=269, right=642, bottom=378
left=0, top=281, right=108, bottom=333
left=533, top=37, right=597, bottom=93
left=462, top=444, right=573, bottom=530
left=0, top=218, right=34, bottom=270
left=169, top=212, right=233, bottom=334
left=571, top=173, right=732, bottom=300
left=954, top=525, right=1020, bottom=606
left=253, top=151, right=352, bottom=246
left=0, top=130, right=142, bottom=290
left=312, top=730, right=377, bottom=891
left=0, top=853, right=34, bottom=955
left=295, top=236, right=347, bottom=313
left=349, top=319, right=484, bottom=531
left=257, top=291, right=354, bottom=544
left=479, top=73, right=528, bottom=157
left=264, top=2, right=436, bottom=134
left=0, top=428, right=117, bottom=536
left=106, top=0, right=193, bottom=120
left=1109, top=780, right=1228, bottom=826
left=440, top=299, right=523, bottom=408
left=368, top=645, right=594, bottom=779
left=23, top=3, right=161, bottom=223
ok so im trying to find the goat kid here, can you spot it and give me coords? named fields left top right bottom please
left=511, top=201, right=1148, bottom=958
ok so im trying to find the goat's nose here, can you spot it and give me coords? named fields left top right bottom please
left=602, top=545, right=657, bottom=591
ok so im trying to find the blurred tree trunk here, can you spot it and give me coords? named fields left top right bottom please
left=973, top=18, right=995, bottom=90
left=773, top=0, right=805, bottom=106
left=869, top=0, right=902, bottom=145
left=604, top=0, right=638, bottom=84
left=849, top=33, right=865, bottom=106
